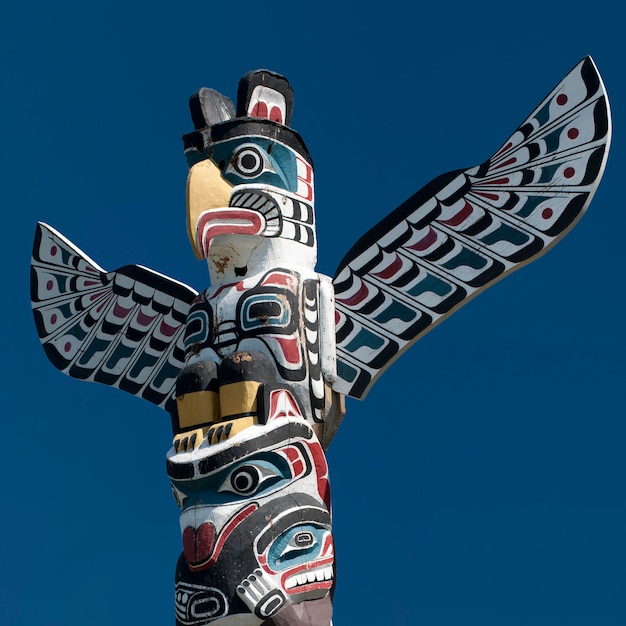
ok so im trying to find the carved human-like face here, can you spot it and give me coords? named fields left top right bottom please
left=167, top=418, right=334, bottom=625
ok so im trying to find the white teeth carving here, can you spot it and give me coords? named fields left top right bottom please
left=285, top=566, right=333, bottom=590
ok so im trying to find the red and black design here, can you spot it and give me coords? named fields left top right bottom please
left=168, top=420, right=333, bottom=625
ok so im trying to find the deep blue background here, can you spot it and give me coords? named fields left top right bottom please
left=1, top=2, right=624, bottom=625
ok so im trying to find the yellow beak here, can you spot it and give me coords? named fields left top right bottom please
left=186, top=160, right=234, bottom=259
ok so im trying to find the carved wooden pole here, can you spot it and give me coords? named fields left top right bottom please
left=171, top=70, right=341, bottom=625
left=31, top=58, right=611, bottom=626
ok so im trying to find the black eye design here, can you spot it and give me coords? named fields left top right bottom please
left=227, top=144, right=275, bottom=179
left=279, top=531, right=318, bottom=559
left=218, top=463, right=280, bottom=496
left=230, top=466, right=259, bottom=494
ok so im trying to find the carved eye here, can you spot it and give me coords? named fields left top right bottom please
left=227, top=144, right=275, bottom=179
left=183, top=309, right=211, bottom=351
left=240, top=292, right=295, bottom=334
left=218, top=463, right=280, bottom=496
left=279, top=531, right=318, bottom=559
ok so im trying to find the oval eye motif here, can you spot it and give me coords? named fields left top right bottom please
left=183, top=309, right=211, bottom=350
left=279, top=531, right=318, bottom=559
left=218, top=463, right=280, bottom=496
left=236, top=148, right=263, bottom=176
left=227, top=144, right=275, bottom=179
left=230, top=466, right=258, bottom=494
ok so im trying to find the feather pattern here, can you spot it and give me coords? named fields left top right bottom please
left=332, top=56, right=611, bottom=399
left=31, top=222, right=198, bottom=410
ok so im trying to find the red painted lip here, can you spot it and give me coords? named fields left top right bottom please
left=183, top=522, right=216, bottom=565
left=185, top=503, right=258, bottom=571
left=197, top=208, right=266, bottom=257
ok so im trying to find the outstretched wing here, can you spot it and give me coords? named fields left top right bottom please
left=332, top=56, right=611, bottom=399
left=31, top=223, right=198, bottom=412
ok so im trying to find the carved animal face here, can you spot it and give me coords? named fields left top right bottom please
left=184, top=71, right=317, bottom=279
left=168, top=418, right=334, bottom=625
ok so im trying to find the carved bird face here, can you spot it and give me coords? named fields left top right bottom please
left=183, top=71, right=317, bottom=281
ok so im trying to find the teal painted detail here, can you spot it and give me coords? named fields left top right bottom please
left=543, top=124, right=567, bottom=155
left=128, top=349, right=159, bottom=379
left=57, top=301, right=74, bottom=319
left=534, top=100, right=552, bottom=126
left=66, top=321, right=87, bottom=342
left=538, top=163, right=561, bottom=184
left=59, top=245, right=73, bottom=267
left=267, top=524, right=328, bottom=571
left=373, top=299, right=417, bottom=325
left=53, top=272, right=68, bottom=293
left=337, top=360, right=358, bottom=383
left=407, top=274, right=453, bottom=298
left=480, top=223, right=529, bottom=246
left=184, top=310, right=210, bottom=348
left=211, top=137, right=297, bottom=191
left=185, top=149, right=211, bottom=169
left=184, top=149, right=211, bottom=169
left=104, top=341, right=137, bottom=371
left=515, top=195, right=548, bottom=218
left=153, top=359, right=182, bottom=388
left=172, top=453, right=292, bottom=509
left=441, top=247, right=488, bottom=271
left=76, top=335, right=108, bottom=364
left=344, top=328, right=385, bottom=354
left=241, top=294, right=290, bottom=331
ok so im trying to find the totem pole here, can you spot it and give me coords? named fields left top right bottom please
left=31, top=58, right=611, bottom=625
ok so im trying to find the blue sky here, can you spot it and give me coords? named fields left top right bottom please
left=1, top=1, right=625, bottom=625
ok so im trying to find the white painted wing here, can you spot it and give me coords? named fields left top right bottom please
left=31, top=222, right=198, bottom=411
left=332, top=56, right=611, bottom=399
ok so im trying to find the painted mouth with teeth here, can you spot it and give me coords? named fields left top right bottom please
left=282, top=560, right=334, bottom=593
